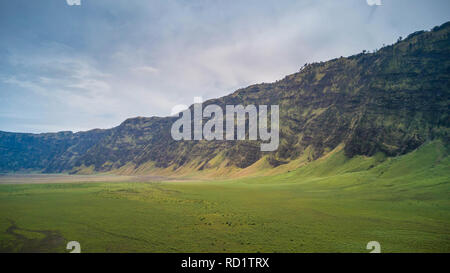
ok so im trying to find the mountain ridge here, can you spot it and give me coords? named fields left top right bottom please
left=1, top=22, right=449, bottom=175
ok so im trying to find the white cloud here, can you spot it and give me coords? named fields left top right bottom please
left=133, top=66, right=159, bottom=75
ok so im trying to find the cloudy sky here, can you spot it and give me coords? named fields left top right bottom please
left=1, top=0, right=449, bottom=133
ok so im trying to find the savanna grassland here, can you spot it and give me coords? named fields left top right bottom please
left=0, top=141, right=448, bottom=253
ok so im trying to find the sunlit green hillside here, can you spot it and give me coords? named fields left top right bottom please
left=0, top=141, right=448, bottom=253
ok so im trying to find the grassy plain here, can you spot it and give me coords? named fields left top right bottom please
left=0, top=141, right=448, bottom=252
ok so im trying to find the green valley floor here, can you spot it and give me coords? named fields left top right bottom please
left=0, top=141, right=449, bottom=252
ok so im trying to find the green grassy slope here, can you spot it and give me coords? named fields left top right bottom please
left=0, top=141, right=448, bottom=252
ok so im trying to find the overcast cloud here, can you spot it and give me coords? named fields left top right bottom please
left=0, top=0, right=449, bottom=133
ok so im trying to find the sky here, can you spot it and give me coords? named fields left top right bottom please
left=0, top=0, right=449, bottom=133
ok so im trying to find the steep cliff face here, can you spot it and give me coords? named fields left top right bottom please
left=1, top=22, right=449, bottom=174
left=0, top=129, right=109, bottom=172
